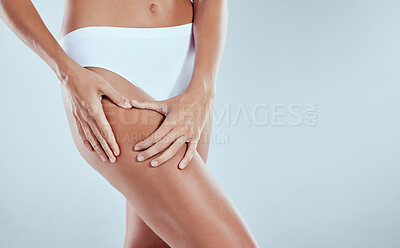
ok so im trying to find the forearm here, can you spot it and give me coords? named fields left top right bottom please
left=188, top=0, right=228, bottom=98
left=0, top=0, right=77, bottom=82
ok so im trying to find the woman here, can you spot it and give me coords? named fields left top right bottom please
left=0, top=0, right=258, bottom=247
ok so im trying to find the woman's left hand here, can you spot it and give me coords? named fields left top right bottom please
left=130, top=89, right=213, bottom=169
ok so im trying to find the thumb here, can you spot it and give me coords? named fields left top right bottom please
left=103, top=84, right=132, bottom=109
left=130, top=99, right=169, bottom=114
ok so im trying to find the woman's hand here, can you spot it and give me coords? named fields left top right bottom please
left=131, top=88, right=213, bottom=169
left=61, top=65, right=132, bottom=163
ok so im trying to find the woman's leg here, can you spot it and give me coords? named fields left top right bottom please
left=125, top=201, right=169, bottom=248
left=61, top=68, right=257, bottom=248
left=123, top=107, right=214, bottom=248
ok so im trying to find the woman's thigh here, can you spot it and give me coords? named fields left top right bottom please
left=124, top=107, right=214, bottom=248
left=61, top=68, right=255, bottom=248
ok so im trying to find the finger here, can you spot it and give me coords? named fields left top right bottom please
left=130, top=99, right=168, bottom=115
left=137, top=131, right=182, bottom=164
left=78, top=97, right=120, bottom=157
left=179, top=141, right=198, bottom=170
left=134, top=124, right=172, bottom=151
left=77, top=111, right=108, bottom=162
left=90, top=103, right=120, bottom=157
left=86, top=116, right=117, bottom=163
left=151, top=136, right=186, bottom=167
left=73, top=112, right=93, bottom=152
left=102, top=84, right=132, bottom=109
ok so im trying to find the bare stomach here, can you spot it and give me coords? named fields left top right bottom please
left=61, top=0, right=193, bottom=37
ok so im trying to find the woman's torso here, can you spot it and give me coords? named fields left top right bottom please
left=61, top=0, right=193, bottom=37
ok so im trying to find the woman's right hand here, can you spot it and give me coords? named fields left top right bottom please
left=1, top=0, right=133, bottom=163
left=60, top=65, right=132, bottom=163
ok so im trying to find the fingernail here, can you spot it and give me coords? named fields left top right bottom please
left=124, top=100, right=131, bottom=108
left=110, top=156, right=116, bottom=163
left=137, top=155, right=144, bottom=161
left=134, top=146, right=140, bottom=151
left=100, top=155, right=107, bottom=162
left=179, top=162, right=186, bottom=169
left=113, top=149, right=119, bottom=156
left=151, top=160, right=158, bottom=167
left=131, top=100, right=138, bottom=104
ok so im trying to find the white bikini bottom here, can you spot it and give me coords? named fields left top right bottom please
left=59, top=23, right=195, bottom=101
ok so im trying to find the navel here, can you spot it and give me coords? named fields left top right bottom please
left=149, top=3, right=157, bottom=12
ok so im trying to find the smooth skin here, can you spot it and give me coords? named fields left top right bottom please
left=62, top=67, right=257, bottom=248
left=0, top=0, right=259, bottom=247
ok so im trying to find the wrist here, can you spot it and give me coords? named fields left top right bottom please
left=186, top=77, right=216, bottom=101
left=53, top=53, right=82, bottom=84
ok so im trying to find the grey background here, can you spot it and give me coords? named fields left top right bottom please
left=1, top=0, right=400, bottom=247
